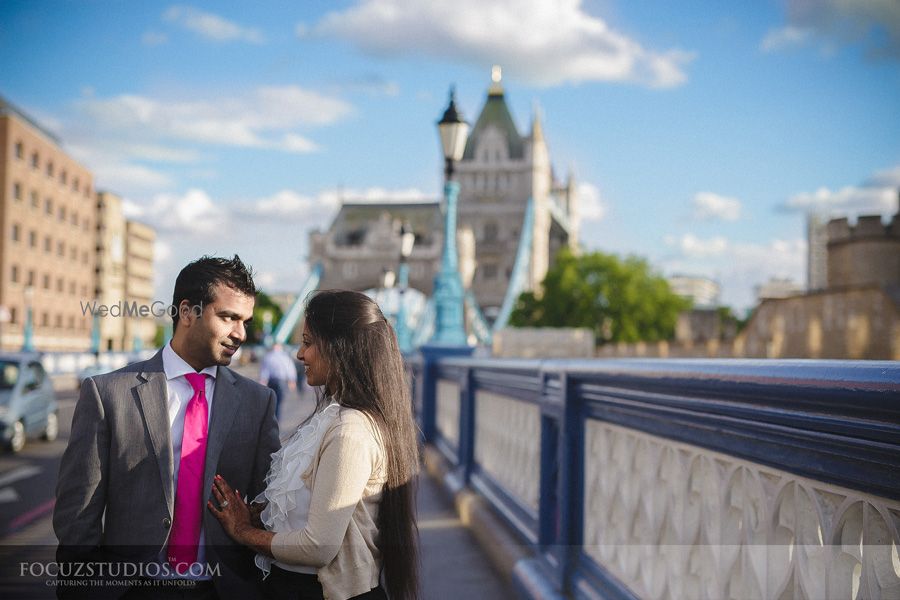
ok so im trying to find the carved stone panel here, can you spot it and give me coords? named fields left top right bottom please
left=583, top=420, right=900, bottom=599
left=436, top=379, right=460, bottom=448
left=474, top=390, right=540, bottom=512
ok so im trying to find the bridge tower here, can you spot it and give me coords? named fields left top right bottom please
left=455, top=67, right=578, bottom=323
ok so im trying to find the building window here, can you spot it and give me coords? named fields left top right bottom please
left=11, top=224, right=19, bottom=242
left=47, top=161, right=54, bottom=177
left=55, top=314, right=62, bottom=328
left=15, top=141, right=23, bottom=159
left=27, top=270, right=35, bottom=286
left=482, top=264, right=498, bottom=280
left=483, top=221, right=498, bottom=242
left=28, top=230, right=36, bottom=248
left=43, top=273, right=50, bottom=289
left=41, top=312, right=49, bottom=327
left=45, top=197, right=53, bottom=215
left=59, top=206, right=67, bottom=221
left=57, top=277, right=64, bottom=292
left=68, top=315, right=74, bottom=330
left=57, top=241, right=65, bottom=256
left=72, top=212, right=79, bottom=227
left=10, top=265, right=18, bottom=283
left=30, top=190, right=39, bottom=208
left=31, top=152, right=39, bottom=170
left=13, top=182, right=22, bottom=201
left=44, top=236, right=51, bottom=253
left=10, top=308, right=17, bottom=324
left=73, top=178, right=79, bottom=192
left=61, top=170, right=67, bottom=185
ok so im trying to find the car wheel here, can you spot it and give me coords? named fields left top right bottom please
left=9, top=420, right=26, bottom=453
left=42, top=412, right=59, bottom=442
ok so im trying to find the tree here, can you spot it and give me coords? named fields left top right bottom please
left=509, top=249, right=689, bottom=344
left=246, top=291, right=285, bottom=344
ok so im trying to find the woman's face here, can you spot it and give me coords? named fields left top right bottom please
left=298, top=321, right=330, bottom=390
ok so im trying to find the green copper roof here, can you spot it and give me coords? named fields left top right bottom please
left=462, top=90, right=524, bottom=160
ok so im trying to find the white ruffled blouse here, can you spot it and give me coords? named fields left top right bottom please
left=254, top=400, right=341, bottom=576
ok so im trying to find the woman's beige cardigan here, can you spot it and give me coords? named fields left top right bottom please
left=269, top=408, right=386, bottom=600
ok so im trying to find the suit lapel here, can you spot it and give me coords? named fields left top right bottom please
left=134, top=351, right=175, bottom=515
left=203, top=367, right=239, bottom=503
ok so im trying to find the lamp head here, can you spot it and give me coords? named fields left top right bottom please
left=437, top=86, right=469, bottom=163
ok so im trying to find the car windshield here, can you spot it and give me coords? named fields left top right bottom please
left=0, top=361, right=19, bottom=390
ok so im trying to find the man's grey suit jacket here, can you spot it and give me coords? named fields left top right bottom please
left=53, top=350, right=281, bottom=599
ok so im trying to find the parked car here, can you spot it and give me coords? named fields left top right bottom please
left=0, top=353, right=59, bottom=453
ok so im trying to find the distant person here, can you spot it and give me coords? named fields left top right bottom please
left=258, top=342, right=297, bottom=421
left=54, top=255, right=280, bottom=599
left=209, top=289, right=420, bottom=600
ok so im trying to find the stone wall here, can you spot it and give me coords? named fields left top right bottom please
left=492, top=327, right=595, bottom=358
left=737, top=286, right=900, bottom=359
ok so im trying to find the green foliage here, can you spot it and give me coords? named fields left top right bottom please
left=153, top=324, right=166, bottom=348
left=246, top=291, right=284, bottom=344
left=509, top=249, right=690, bottom=343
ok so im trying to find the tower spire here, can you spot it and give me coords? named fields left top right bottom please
left=489, top=65, right=503, bottom=96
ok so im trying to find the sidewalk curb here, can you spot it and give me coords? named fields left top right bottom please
left=422, top=445, right=565, bottom=600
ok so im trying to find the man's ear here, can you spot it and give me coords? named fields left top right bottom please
left=178, top=299, right=198, bottom=328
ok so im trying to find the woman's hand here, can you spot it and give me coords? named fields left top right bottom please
left=207, top=474, right=252, bottom=543
left=207, top=475, right=276, bottom=557
left=249, top=501, right=268, bottom=529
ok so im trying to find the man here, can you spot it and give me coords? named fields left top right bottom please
left=257, top=343, right=297, bottom=422
left=54, top=255, right=280, bottom=599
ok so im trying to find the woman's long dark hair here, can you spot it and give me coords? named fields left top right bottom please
left=304, top=290, right=419, bottom=600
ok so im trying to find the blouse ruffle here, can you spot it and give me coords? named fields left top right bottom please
left=254, top=400, right=340, bottom=576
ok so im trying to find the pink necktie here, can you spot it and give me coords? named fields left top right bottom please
left=167, top=372, right=209, bottom=574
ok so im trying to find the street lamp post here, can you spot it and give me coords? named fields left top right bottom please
left=22, top=286, right=34, bottom=352
left=430, top=88, right=470, bottom=346
left=396, top=223, right=415, bottom=352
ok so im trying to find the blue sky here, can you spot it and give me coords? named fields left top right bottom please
left=2, top=0, right=898, bottom=311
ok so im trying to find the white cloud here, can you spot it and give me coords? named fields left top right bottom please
left=760, top=26, right=811, bottom=52
left=662, top=234, right=807, bottom=311
left=75, top=87, right=351, bottom=151
left=664, top=233, right=729, bottom=258
left=141, top=31, right=169, bottom=46
left=310, top=0, right=694, bottom=88
left=164, top=5, right=264, bottom=44
left=768, top=0, right=900, bottom=59
left=51, top=85, right=353, bottom=193
left=128, top=188, right=228, bottom=235
left=154, top=240, right=173, bottom=263
left=66, top=142, right=174, bottom=192
left=577, top=182, right=607, bottom=221
left=691, top=192, right=742, bottom=221
left=144, top=186, right=430, bottom=300
left=782, top=163, right=900, bottom=218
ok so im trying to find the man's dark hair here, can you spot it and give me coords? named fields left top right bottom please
left=171, top=255, right=256, bottom=331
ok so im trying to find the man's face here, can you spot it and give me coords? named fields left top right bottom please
left=181, top=284, right=255, bottom=369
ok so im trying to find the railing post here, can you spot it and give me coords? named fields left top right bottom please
left=457, top=366, right=476, bottom=484
left=556, top=371, right=582, bottom=594
left=417, top=344, right=474, bottom=444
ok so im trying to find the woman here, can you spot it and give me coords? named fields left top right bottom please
left=209, top=290, right=420, bottom=600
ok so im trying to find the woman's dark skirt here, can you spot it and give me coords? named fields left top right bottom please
left=262, top=565, right=387, bottom=600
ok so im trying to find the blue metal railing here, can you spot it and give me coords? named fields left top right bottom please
left=409, top=356, right=900, bottom=599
